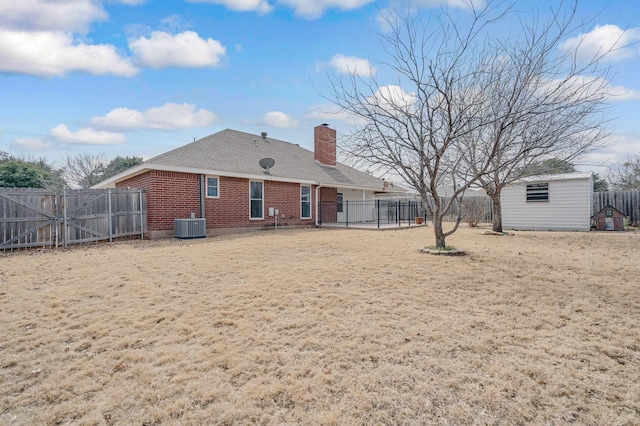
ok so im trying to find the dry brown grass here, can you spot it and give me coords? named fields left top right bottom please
left=1, top=225, right=639, bottom=425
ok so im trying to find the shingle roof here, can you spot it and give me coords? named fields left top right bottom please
left=98, top=129, right=400, bottom=191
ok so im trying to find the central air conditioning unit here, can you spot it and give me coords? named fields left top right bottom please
left=174, top=218, right=206, bottom=239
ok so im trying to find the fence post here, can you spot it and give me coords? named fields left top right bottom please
left=377, top=199, right=380, bottom=228
left=63, top=189, right=68, bottom=247
left=139, top=189, right=145, bottom=239
left=54, top=193, right=60, bottom=248
left=395, top=201, right=398, bottom=225
left=108, top=189, right=113, bottom=243
left=345, top=200, right=349, bottom=228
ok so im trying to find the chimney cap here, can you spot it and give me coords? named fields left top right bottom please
left=321, top=123, right=329, bottom=127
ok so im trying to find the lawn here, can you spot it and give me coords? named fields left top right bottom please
left=1, top=226, right=638, bottom=425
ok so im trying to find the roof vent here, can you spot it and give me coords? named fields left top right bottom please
left=261, top=131, right=267, bottom=140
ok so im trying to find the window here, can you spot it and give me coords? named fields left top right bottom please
left=526, top=183, right=549, bottom=202
left=337, top=193, right=343, bottom=213
left=301, top=185, right=311, bottom=219
left=206, top=176, right=219, bottom=198
left=605, top=208, right=613, bottom=217
left=250, top=181, right=263, bottom=219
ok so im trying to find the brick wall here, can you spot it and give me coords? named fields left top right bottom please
left=319, top=187, right=338, bottom=223
left=119, top=170, right=317, bottom=232
left=314, top=124, right=336, bottom=166
left=204, top=176, right=315, bottom=229
left=118, top=170, right=200, bottom=232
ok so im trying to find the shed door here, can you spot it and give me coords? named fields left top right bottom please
left=604, top=217, right=614, bottom=231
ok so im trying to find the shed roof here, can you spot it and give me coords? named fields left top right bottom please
left=591, top=204, right=627, bottom=218
left=95, top=129, right=404, bottom=192
left=512, top=172, right=593, bottom=184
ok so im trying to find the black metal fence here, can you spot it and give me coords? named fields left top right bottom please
left=319, top=198, right=493, bottom=228
left=321, top=191, right=640, bottom=229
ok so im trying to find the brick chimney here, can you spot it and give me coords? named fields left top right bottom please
left=314, top=123, right=336, bottom=166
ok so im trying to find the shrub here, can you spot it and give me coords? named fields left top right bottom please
left=461, top=198, right=489, bottom=227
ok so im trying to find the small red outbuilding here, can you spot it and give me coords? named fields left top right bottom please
left=591, top=205, right=626, bottom=231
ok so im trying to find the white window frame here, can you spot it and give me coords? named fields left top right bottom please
left=301, top=185, right=311, bottom=219
left=206, top=176, right=219, bottom=198
left=249, top=180, right=264, bottom=220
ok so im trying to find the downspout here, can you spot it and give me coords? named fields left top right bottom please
left=199, top=174, right=205, bottom=219
left=315, top=183, right=324, bottom=227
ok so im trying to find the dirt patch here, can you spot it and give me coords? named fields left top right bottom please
left=1, top=225, right=639, bottom=424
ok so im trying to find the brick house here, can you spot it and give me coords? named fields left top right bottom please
left=94, top=124, right=403, bottom=238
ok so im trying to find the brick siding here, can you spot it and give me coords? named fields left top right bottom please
left=204, top=176, right=315, bottom=229
left=314, top=124, right=336, bottom=166
left=319, top=187, right=338, bottom=223
left=119, top=171, right=317, bottom=232
left=117, top=170, right=200, bottom=231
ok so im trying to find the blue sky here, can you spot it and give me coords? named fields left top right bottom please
left=0, top=0, right=638, bottom=177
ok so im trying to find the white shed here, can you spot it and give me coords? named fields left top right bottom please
left=502, top=172, right=593, bottom=231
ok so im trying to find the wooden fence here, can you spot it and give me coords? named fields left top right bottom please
left=0, top=188, right=146, bottom=250
left=593, top=190, right=640, bottom=226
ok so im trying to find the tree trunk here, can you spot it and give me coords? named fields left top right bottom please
left=491, top=191, right=503, bottom=233
left=432, top=216, right=446, bottom=248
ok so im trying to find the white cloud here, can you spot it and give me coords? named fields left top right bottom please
left=414, top=0, right=485, bottom=8
left=129, top=31, right=226, bottom=68
left=0, top=0, right=146, bottom=78
left=159, top=15, right=188, bottom=32
left=546, top=75, right=640, bottom=102
left=0, top=30, right=137, bottom=77
left=278, top=0, right=373, bottom=19
left=304, top=104, right=365, bottom=126
left=369, top=85, right=416, bottom=112
left=377, top=0, right=485, bottom=31
left=260, top=111, right=297, bottom=128
left=606, top=83, right=640, bottom=101
left=91, top=103, right=219, bottom=130
left=385, top=0, right=484, bottom=12
left=0, top=0, right=106, bottom=32
left=579, top=131, right=640, bottom=175
left=560, top=25, right=640, bottom=63
left=327, top=54, right=376, bottom=77
left=187, top=0, right=374, bottom=17
left=50, top=125, right=127, bottom=145
left=186, top=0, right=273, bottom=14
left=11, top=137, right=51, bottom=150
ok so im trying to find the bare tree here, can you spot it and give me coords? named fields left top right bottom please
left=328, top=3, right=515, bottom=248
left=461, top=1, right=611, bottom=232
left=331, top=0, right=613, bottom=243
left=609, top=154, right=640, bottom=190
left=63, top=153, right=107, bottom=188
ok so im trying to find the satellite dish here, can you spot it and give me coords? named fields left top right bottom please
left=259, top=157, right=275, bottom=174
